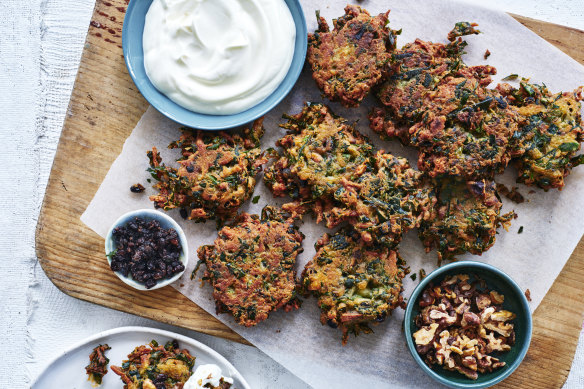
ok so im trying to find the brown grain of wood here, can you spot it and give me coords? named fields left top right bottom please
left=35, top=0, right=584, bottom=386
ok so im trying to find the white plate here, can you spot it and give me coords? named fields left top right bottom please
left=32, top=326, right=251, bottom=389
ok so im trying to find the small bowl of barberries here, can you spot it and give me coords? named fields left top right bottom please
left=404, top=261, right=532, bottom=388
left=105, top=209, right=188, bottom=290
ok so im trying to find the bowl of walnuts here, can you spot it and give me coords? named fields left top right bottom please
left=404, top=261, right=532, bottom=388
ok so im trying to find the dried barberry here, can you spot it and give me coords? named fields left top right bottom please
left=130, top=183, right=145, bottom=193
left=109, top=217, right=183, bottom=289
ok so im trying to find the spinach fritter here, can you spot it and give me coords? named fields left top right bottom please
left=419, top=179, right=515, bottom=262
left=302, top=228, right=407, bottom=345
left=497, top=82, right=584, bottom=190
left=111, top=340, right=195, bottom=389
left=408, top=70, right=518, bottom=180
left=371, top=24, right=584, bottom=187
left=264, top=102, right=375, bottom=226
left=265, top=103, right=432, bottom=247
left=371, top=38, right=470, bottom=133
left=370, top=29, right=520, bottom=180
left=147, top=120, right=267, bottom=225
left=196, top=207, right=304, bottom=327
left=336, top=150, right=434, bottom=247
left=307, top=5, right=398, bottom=107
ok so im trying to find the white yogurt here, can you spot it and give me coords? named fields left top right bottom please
left=183, top=364, right=234, bottom=389
left=143, top=0, right=296, bottom=115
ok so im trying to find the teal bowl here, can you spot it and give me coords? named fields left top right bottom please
left=403, top=261, right=532, bottom=389
left=122, top=0, right=307, bottom=130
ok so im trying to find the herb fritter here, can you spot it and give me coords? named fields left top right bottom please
left=336, top=150, right=434, bottom=247
left=497, top=82, right=584, bottom=190
left=264, top=102, right=375, bottom=227
left=370, top=29, right=520, bottom=180
left=419, top=179, right=515, bottom=262
left=371, top=24, right=584, bottom=187
left=196, top=207, right=304, bottom=327
left=111, top=340, right=195, bottom=389
left=307, top=5, right=397, bottom=107
left=302, top=228, right=407, bottom=345
left=148, top=119, right=267, bottom=225
left=408, top=72, right=518, bottom=180
left=265, top=103, right=432, bottom=247
left=371, top=38, right=471, bottom=134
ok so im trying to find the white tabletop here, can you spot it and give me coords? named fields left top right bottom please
left=1, top=0, right=582, bottom=388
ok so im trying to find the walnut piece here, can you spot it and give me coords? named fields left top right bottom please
left=413, top=323, right=440, bottom=346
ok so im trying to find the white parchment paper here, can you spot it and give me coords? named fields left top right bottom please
left=81, top=0, right=584, bottom=387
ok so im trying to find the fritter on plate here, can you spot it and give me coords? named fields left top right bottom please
left=147, top=119, right=267, bottom=225
left=307, top=5, right=398, bottom=107
left=111, top=340, right=195, bottom=389
left=85, top=344, right=110, bottom=385
left=418, top=179, right=515, bottom=262
left=370, top=27, right=520, bottom=180
left=264, top=102, right=375, bottom=226
left=196, top=207, right=304, bottom=327
left=302, top=228, right=407, bottom=345
left=497, top=82, right=584, bottom=190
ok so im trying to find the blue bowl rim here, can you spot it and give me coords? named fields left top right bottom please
left=403, top=261, right=533, bottom=389
left=122, top=0, right=308, bottom=131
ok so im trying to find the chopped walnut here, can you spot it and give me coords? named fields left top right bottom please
left=490, top=290, right=505, bottom=304
left=462, top=312, right=480, bottom=328
left=475, top=293, right=491, bottom=310
left=412, top=273, right=516, bottom=380
left=483, top=321, right=514, bottom=337
left=413, top=323, right=440, bottom=345
left=491, top=310, right=516, bottom=322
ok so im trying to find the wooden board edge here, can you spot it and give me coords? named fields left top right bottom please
left=510, top=14, right=584, bottom=65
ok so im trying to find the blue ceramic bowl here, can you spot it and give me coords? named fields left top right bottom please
left=105, top=209, right=189, bottom=291
left=404, top=261, right=532, bottom=389
left=122, top=0, right=307, bottom=130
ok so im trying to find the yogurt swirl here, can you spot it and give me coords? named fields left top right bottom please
left=143, top=0, right=296, bottom=115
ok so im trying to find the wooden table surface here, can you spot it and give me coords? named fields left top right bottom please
left=35, top=1, right=584, bottom=387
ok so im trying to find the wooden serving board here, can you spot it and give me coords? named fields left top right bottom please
left=35, top=1, right=584, bottom=387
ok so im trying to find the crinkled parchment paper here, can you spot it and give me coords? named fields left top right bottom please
left=81, top=0, right=584, bottom=387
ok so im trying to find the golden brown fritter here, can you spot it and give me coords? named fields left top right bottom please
left=307, top=5, right=398, bottom=107
left=496, top=82, right=584, bottom=190
left=265, top=103, right=432, bottom=248
left=371, top=25, right=584, bottom=186
left=302, top=228, right=407, bottom=345
left=264, top=103, right=375, bottom=227
left=111, top=340, right=195, bottom=389
left=147, top=120, right=267, bottom=225
left=407, top=71, right=518, bottom=180
left=335, top=150, right=434, bottom=247
left=370, top=30, right=520, bottom=180
left=419, top=179, right=515, bottom=262
left=372, top=38, right=470, bottom=132
left=196, top=207, right=304, bottom=327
